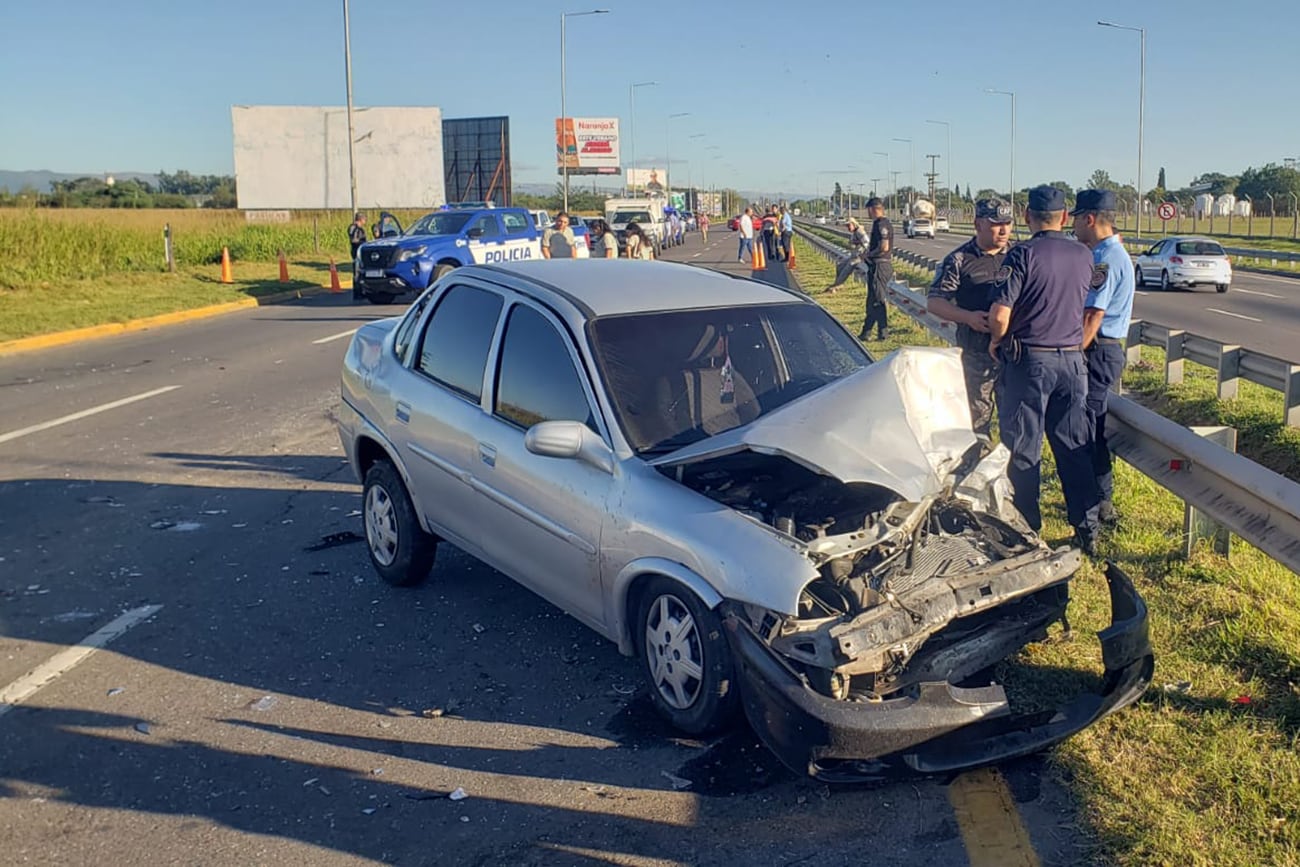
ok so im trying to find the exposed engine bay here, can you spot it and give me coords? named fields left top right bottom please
left=669, top=448, right=1075, bottom=701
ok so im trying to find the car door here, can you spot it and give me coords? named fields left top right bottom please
left=1136, top=242, right=1161, bottom=282
left=464, top=212, right=506, bottom=264
left=388, top=281, right=506, bottom=559
left=463, top=301, right=613, bottom=629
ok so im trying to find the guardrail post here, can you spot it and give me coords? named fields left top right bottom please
left=1285, top=366, right=1300, bottom=428
left=1125, top=321, right=1144, bottom=366
left=1216, top=345, right=1241, bottom=400
left=1165, top=330, right=1186, bottom=385
left=1184, top=426, right=1236, bottom=559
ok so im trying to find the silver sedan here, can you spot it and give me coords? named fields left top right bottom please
left=1134, top=236, right=1232, bottom=293
left=337, top=260, right=1152, bottom=779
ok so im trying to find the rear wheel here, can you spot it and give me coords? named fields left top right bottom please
left=1135, top=267, right=1145, bottom=288
left=432, top=262, right=457, bottom=283
left=363, top=460, right=436, bottom=586
left=635, top=577, right=738, bottom=734
left=1160, top=270, right=1171, bottom=291
left=1216, top=283, right=1229, bottom=293
left=367, top=292, right=396, bottom=305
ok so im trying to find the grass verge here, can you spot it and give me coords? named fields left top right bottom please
left=794, top=234, right=1300, bottom=866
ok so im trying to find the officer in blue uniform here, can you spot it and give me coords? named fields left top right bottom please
left=988, top=185, right=1101, bottom=553
left=1071, top=189, right=1136, bottom=526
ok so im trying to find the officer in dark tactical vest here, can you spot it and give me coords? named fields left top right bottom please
left=987, top=185, right=1102, bottom=554
left=926, top=198, right=1014, bottom=439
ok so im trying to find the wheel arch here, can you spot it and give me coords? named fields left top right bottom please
left=611, top=558, right=724, bottom=657
left=354, top=433, right=433, bottom=534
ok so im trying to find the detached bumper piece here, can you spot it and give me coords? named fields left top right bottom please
left=726, top=562, right=1153, bottom=782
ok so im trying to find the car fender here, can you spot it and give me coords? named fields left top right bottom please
left=342, top=403, right=437, bottom=537
left=609, top=557, right=725, bottom=656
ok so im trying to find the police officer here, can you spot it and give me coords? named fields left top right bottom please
left=1071, top=189, right=1135, bottom=526
left=987, top=185, right=1101, bottom=553
left=926, top=198, right=1014, bottom=439
left=348, top=212, right=367, bottom=261
left=823, top=216, right=869, bottom=294
left=858, top=197, right=893, bottom=341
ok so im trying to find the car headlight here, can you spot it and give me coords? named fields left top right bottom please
left=397, top=245, right=428, bottom=262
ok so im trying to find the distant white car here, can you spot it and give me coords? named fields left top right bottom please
left=935, top=217, right=950, bottom=232
left=907, top=218, right=936, bottom=239
left=1135, top=237, right=1232, bottom=293
left=815, top=216, right=828, bottom=225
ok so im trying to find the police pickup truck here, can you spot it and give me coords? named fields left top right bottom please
left=354, top=207, right=552, bottom=304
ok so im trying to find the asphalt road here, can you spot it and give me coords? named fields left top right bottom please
left=0, top=260, right=1082, bottom=865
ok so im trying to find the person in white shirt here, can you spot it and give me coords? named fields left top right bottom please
left=738, top=207, right=755, bottom=263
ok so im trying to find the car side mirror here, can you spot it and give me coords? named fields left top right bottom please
left=524, top=420, right=615, bottom=474
left=467, top=227, right=484, bottom=239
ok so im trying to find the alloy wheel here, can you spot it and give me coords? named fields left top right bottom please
left=643, top=593, right=705, bottom=710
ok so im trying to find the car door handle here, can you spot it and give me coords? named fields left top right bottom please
left=395, top=402, right=411, bottom=424
left=478, top=442, right=497, bottom=467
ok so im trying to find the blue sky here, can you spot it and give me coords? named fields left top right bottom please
left=2, top=0, right=1297, bottom=198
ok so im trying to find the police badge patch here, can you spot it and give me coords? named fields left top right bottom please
left=995, top=265, right=1012, bottom=284
left=1091, top=263, right=1109, bottom=289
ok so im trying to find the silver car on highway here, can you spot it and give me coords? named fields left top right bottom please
left=1134, top=236, right=1232, bottom=293
left=337, top=260, right=1152, bottom=779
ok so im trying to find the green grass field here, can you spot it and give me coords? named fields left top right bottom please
left=793, top=235, right=1300, bottom=867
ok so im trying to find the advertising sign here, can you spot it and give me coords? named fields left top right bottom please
left=626, top=167, right=666, bottom=193
left=556, top=117, right=621, bottom=175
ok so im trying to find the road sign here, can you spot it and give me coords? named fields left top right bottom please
left=1157, top=202, right=1178, bottom=222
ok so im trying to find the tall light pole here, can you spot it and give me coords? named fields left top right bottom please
left=687, top=133, right=705, bottom=199
left=870, top=177, right=883, bottom=198
left=665, top=112, right=690, bottom=197
left=892, top=137, right=914, bottom=210
left=561, top=8, right=610, bottom=213
left=342, top=0, right=358, bottom=214
left=873, top=151, right=891, bottom=211
left=925, top=119, right=951, bottom=213
left=628, top=80, right=656, bottom=195
left=985, top=89, right=1016, bottom=213
left=1099, top=20, right=1146, bottom=232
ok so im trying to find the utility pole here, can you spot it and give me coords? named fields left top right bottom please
left=924, top=153, right=940, bottom=205
left=889, top=171, right=903, bottom=214
left=342, top=0, right=358, bottom=214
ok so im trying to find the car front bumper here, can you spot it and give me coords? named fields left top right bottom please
left=724, top=561, right=1153, bottom=781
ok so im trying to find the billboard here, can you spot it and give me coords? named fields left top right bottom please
left=556, top=117, right=621, bottom=175
left=626, top=167, right=667, bottom=194
left=232, top=105, right=444, bottom=210
left=443, top=116, right=511, bottom=206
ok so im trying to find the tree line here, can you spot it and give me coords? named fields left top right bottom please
left=0, top=171, right=238, bottom=209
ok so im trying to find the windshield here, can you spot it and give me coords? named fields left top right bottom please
left=590, top=302, right=869, bottom=454
left=612, top=211, right=652, bottom=224
left=406, top=213, right=473, bottom=237
left=1175, top=241, right=1227, bottom=256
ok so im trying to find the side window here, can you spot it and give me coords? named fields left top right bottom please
left=470, top=214, right=501, bottom=238
left=502, top=212, right=531, bottom=235
left=416, top=285, right=503, bottom=401
left=495, top=305, right=596, bottom=431
left=392, top=291, right=432, bottom=364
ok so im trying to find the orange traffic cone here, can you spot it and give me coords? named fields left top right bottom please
left=278, top=250, right=289, bottom=283
left=328, top=257, right=342, bottom=293
left=787, top=241, right=797, bottom=270
left=220, top=247, right=233, bottom=284
left=752, top=239, right=766, bottom=272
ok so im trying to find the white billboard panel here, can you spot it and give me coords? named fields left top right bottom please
left=232, top=105, right=445, bottom=209
left=556, top=117, right=621, bottom=175
left=626, top=167, right=666, bottom=193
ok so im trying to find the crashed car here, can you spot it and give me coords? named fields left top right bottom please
left=337, top=259, right=1153, bottom=779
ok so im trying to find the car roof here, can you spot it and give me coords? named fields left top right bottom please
left=1164, top=236, right=1225, bottom=244
left=468, top=260, right=807, bottom=317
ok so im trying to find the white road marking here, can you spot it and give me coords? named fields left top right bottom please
left=312, top=328, right=359, bottom=345
left=0, top=386, right=181, bottom=446
left=1239, top=272, right=1300, bottom=285
left=0, top=604, right=164, bottom=717
left=1206, top=308, right=1262, bottom=322
left=1230, top=287, right=1282, bottom=298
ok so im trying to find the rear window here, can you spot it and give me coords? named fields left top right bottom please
left=1175, top=241, right=1226, bottom=256
left=612, top=211, right=653, bottom=224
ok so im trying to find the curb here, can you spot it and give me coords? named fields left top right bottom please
left=0, top=285, right=341, bottom=358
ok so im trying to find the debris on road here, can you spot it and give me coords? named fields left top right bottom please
left=134, top=722, right=152, bottom=735
left=303, top=778, right=319, bottom=787
left=304, top=531, right=365, bottom=553
left=449, top=787, right=468, bottom=801
left=249, top=695, right=279, bottom=712
left=472, top=623, right=485, bottom=634
left=52, top=610, right=98, bottom=623
left=421, top=708, right=445, bottom=718
left=361, top=808, right=376, bottom=815
left=660, top=771, right=692, bottom=791
left=107, top=687, right=125, bottom=697
left=1162, top=681, right=1193, bottom=694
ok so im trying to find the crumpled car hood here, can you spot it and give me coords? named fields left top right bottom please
left=650, top=347, right=977, bottom=503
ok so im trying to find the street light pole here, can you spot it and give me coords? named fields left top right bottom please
left=342, top=0, right=358, bottom=214
left=873, top=151, right=891, bottom=210
left=665, top=112, right=690, bottom=197
left=628, top=80, right=656, bottom=195
left=561, top=9, right=609, bottom=213
left=1099, top=21, right=1146, bottom=232
left=985, top=89, right=1016, bottom=214
left=925, top=119, right=951, bottom=213
left=870, top=177, right=883, bottom=198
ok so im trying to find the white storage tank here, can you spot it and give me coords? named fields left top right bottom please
left=1194, top=193, right=1214, bottom=217
left=1213, top=194, right=1236, bottom=217
left=1234, top=199, right=1252, bottom=217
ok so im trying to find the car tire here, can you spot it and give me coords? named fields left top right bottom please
left=1160, top=270, right=1171, bottom=291
left=432, top=263, right=456, bottom=283
left=362, top=460, right=437, bottom=587
left=1216, top=283, right=1229, bottom=293
left=367, top=292, right=396, bottom=305
left=1135, top=267, right=1145, bottom=288
left=635, top=577, right=739, bottom=735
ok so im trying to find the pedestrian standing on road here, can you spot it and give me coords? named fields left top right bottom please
left=780, top=206, right=794, bottom=262
left=1071, top=189, right=1135, bottom=527
left=542, top=212, right=578, bottom=259
left=624, top=222, right=655, bottom=260
left=926, top=198, right=1015, bottom=440
left=762, top=207, right=780, bottom=262
left=987, top=185, right=1101, bottom=554
left=698, top=212, right=710, bottom=243
left=858, top=198, right=894, bottom=341
left=587, top=218, right=619, bottom=259
left=349, top=212, right=367, bottom=261
left=738, top=207, right=755, bottom=262
left=823, top=216, right=869, bottom=293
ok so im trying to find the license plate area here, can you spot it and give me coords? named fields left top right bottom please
left=365, top=270, right=384, bottom=278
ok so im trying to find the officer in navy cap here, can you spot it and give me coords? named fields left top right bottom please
left=857, top=197, right=894, bottom=341
left=987, top=185, right=1102, bottom=553
left=1071, top=188, right=1135, bottom=526
left=927, top=198, right=1014, bottom=439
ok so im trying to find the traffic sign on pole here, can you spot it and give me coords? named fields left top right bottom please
left=1158, top=202, right=1177, bottom=221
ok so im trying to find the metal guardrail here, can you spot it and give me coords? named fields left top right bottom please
left=798, top=220, right=1300, bottom=427
left=794, top=224, right=1300, bottom=574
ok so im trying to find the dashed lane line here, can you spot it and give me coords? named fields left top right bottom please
left=948, top=767, right=1041, bottom=867
left=1206, top=308, right=1262, bottom=322
left=1230, top=287, right=1283, bottom=298
left=0, top=605, right=164, bottom=718
left=0, top=385, right=181, bottom=446
left=312, top=328, right=360, bottom=345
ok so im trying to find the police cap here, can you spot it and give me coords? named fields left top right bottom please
left=975, top=198, right=1014, bottom=223
left=1070, top=189, right=1117, bottom=215
left=1027, top=186, right=1066, bottom=212
left=865, top=196, right=884, bottom=208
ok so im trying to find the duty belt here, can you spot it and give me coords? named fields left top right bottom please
left=1024, top=344, right=1082, bottom=352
